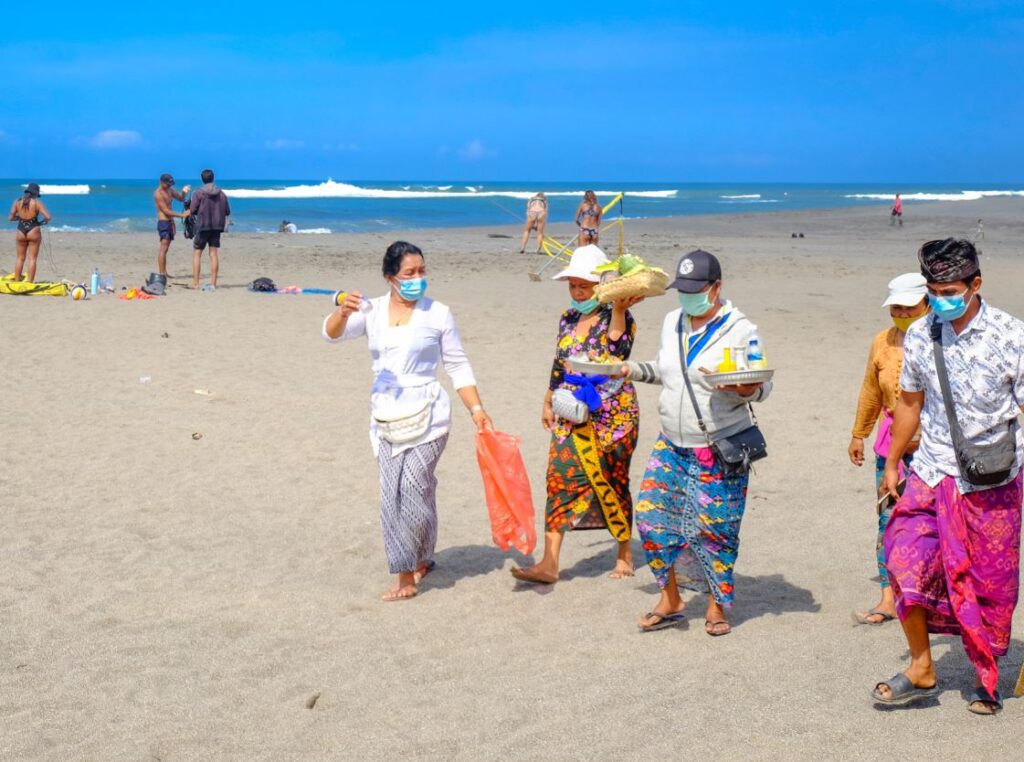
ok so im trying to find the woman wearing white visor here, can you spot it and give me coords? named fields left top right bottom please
left=848, top=273, right=929, bottom=625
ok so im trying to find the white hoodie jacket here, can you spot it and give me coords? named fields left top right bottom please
left=627, top=300, right=772, bottom=448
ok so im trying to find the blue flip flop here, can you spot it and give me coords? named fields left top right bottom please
left=966, top=686, right=1003, bottom=715
left=872, top=674, right=940, bottom=706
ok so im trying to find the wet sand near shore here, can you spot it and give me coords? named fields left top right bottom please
left=2, top=197, right=1023, bottom=759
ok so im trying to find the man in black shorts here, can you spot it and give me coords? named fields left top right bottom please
left=153, top=173, right=191, bottom=277
left=189, top=168, right=231, bottom=291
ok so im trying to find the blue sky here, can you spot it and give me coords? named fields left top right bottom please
left=1, top=1, right=1022, bottom=182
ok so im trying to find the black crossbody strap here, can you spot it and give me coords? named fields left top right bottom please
left=678, top=313, right=713, bottom=446
left=677, top=313, right=758, bottom=444
left=930, top=321, right=970, bottom=465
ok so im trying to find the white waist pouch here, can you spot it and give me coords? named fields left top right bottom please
left=374, top=387, right=440, bottom=444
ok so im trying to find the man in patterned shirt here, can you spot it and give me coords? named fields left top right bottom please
left=871, top=238, right=1024, bottom=715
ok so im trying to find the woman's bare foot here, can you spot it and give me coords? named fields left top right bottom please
left=382, top=571, right=418, bottom=602
left=511, top=564, right=558, bottom=584
left=608, top=559, right=634, bottom=579
left=413, top=561, right=435, bottom=584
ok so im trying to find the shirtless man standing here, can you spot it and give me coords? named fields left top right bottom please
left=153, top=173, right=191, bottom=277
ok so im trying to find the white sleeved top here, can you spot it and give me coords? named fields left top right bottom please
left=322, top=295, right=477, bottom=456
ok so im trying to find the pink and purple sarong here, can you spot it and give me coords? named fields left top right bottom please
left=883, top=471, right=1022, bottom=695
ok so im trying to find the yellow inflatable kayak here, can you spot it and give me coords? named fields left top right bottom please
left=0, top=274, right=69, bottom=296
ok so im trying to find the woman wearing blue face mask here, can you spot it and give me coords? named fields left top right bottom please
left=511, top=245, right=644, bottom=584
left=620, top=249, right=772, bottom=634
left=323, top=241, right=493, bottom=602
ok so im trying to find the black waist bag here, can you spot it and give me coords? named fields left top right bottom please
left=931, top=321, right=1016, bottom=486
left=678, top=317, right=767, bottom=475
left=710, top=424, right=768, bottom=475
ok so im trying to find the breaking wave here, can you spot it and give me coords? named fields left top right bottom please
left=845, top=190, right=1024, bottom=202
left=226, top=179, right=678, bottom=200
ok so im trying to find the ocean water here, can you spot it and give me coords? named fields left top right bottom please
left=3, top=180, right=1022, bottom=235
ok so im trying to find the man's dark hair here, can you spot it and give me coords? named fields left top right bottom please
left=201, top=168, right=215, bottom=184
left=382, top=241, right=424, bottom=277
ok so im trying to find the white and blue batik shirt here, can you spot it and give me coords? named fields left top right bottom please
left=900, top=299, right=1024, bottom=493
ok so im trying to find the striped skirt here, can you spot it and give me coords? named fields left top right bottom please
left=377, top=435, right=449, bottom=574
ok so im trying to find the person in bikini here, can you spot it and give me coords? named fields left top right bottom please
left=153, top=173, right=192, bottom=278
left=519, top=192, right=548, bottom=254
left=9, top=183, right=52, bottom=282
left=575, top=190, right=602, bottom=246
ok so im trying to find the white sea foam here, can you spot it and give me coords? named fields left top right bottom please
left=297, top=227, right=332, bottom=234
left=437, top=185, right=452, bottom=191
left=719, top=198, right=779, bottom=204
left=28, top=184, right=90, bottom=195
left=47, top=224, right=101, bottom=232
left=226, top=179, right=678, bottom=201
left=721, top=194, right=761, bottom=199
left=845, top=190, right=1024, bottom=202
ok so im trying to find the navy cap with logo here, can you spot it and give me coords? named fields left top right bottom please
left=160, top=173, right=175, bottom=185
left=670, top=249, right=722, bottom=293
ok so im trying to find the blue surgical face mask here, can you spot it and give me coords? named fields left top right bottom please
left=678, top=290, right=714, bottom=316
left=571, top=297, right=600, bottom=315
left=395, top=277, right=427, bottom=301
left=928, top=289, right=972, bottom=322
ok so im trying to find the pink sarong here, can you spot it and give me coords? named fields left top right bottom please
left=883, top=471, right=1022, bottom=695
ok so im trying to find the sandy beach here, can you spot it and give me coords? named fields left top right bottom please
left=3, top=198, right=1024, bottom=760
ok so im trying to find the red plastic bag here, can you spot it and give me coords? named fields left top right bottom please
left=476, top=429, right=536, bottom=555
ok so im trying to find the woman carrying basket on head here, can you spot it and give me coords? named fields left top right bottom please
left=323, top=241, right=493, bottom=602
left=512, top=245, right=643, bottom=584
left=618, top=249, right=772, bottom=635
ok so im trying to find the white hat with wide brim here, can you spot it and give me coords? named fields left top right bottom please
left=552, top=244, right=610, bottom=282
left=882, top=272, right=928, bottom=306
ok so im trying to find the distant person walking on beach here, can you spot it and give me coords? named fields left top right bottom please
left=519, top=192, right=548, bottom=254
left=189, top=169, right=231, bottom=291
left=323, top=241, right=493, bottom=601
left=9, top=183, right=51, bottom=283
left=890, top=193, right=903, bottom=226
left=153, top=173, right=192, bottom=278
left=575, top=190, right=602, bottom=246
left=511, top=245, right=643, bottom=585
left=974, top=218, right=984, bottom=242
left=622, top=250, right=771, bottom=635
left=848, top=273, right=929, bottom=626
left=873, top=239, right=1024, bottom=715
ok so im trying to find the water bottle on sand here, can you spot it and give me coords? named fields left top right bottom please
left=90, top=268, right=100, bottom=296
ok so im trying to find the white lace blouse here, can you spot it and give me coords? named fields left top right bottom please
left=323, top=296, right=476, bottom=456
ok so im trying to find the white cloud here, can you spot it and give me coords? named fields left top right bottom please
left=457, top=139, right=493, bottom=161
left=81, top=129, right=143, bottom=149
left=265, top=138, right=304, bottom=150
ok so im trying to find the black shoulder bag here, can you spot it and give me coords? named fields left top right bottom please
left=678, top=316, right=767, bottom=475
left=930, top=320, right=1016, bottom=486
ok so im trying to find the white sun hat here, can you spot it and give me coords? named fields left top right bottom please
left=882, top=272, right=927, bottom=306
left=552, top=244, right=610, bottom=282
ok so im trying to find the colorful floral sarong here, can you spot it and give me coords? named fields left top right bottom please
left=884, top=471, right=1022, bottom=695
left=545, top=423, right=636, bottom=537
left=635, top=434, right=749, bottom=607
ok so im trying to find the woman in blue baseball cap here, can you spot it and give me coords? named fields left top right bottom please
left=620, top=249, right=772, bottom=635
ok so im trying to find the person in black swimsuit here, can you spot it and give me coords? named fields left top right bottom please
left=9, top=183, right=52, bottom=282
